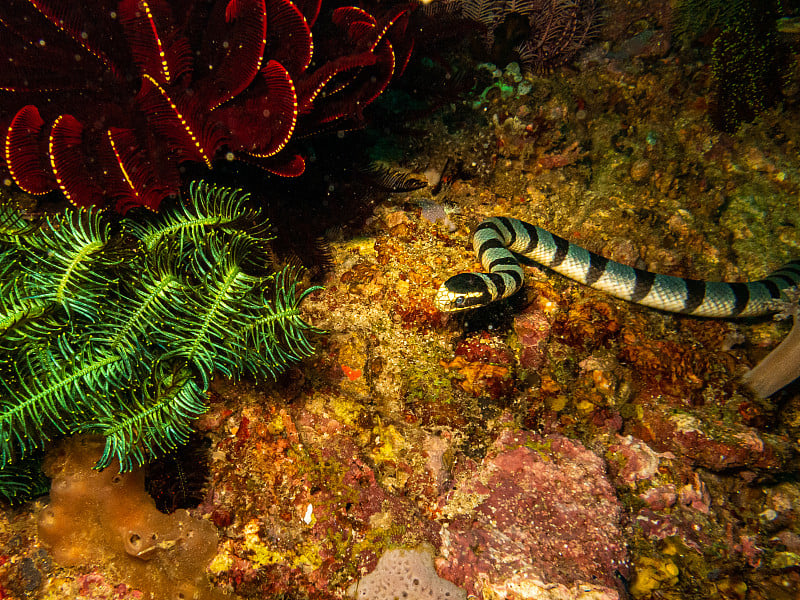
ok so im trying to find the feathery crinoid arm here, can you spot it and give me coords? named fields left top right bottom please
left=0, top=335, right=130, bottom=466
left=0, top=200, right=38, bottom=245
left=0, top=197, right=39, bottom=279
left=0, top=453, right=49, bottom=504
left=124, top=180, right=270, bottom=252
left=0, top=279, right=67, bottom=352
left=99, top=238, right=186, bottom=355
left=230, top=266, right=323, bottom=380
left=18, top=207, right=123, bottom=321
left=0, top=202, right=57, bottom=345
left=156, top=232, right=273, bottom=386
left=77, top=362, right=209, bottom=471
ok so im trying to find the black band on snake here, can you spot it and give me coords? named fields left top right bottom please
left=435, top=217, right=800, bottom=317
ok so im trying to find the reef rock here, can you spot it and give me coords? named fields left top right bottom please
left=437, top=428, right=627, bottom=599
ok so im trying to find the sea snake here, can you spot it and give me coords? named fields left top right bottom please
left=435, top=217, right=800, bottom=317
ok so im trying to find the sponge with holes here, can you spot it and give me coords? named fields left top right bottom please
left=37, top=436, right=222, bottom=600
left=347, top=546, right=466, bottom=600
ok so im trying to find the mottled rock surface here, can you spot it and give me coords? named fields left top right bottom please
left=438, top=428, right=627, bottom=599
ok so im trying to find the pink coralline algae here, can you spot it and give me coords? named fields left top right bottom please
left=436, top=428, right=628, bottom=599
left=639, top=485, right=678, bottom=511
left=75, top=573, right=141, bottom=600
left=201, top=399, right=443, bottom=598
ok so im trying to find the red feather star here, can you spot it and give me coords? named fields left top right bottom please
left=0, top=0, right=414, bottom=212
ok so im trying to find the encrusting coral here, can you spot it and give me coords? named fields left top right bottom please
left=0, top=180, right=321, bottom=502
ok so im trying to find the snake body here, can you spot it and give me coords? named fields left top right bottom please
left=435, top=217, right=800, bottom=317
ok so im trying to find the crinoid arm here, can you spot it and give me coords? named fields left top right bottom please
left=77, top=363, right=209, bottom=472
left=19, top=207, right=126, bottom=321
left=223, top=266, right=324, bottom=380
left=0, top=336, right=127, bottom=466
left=0, top=181, right=321, bottom=493
left=124, top=180, right=269, bottom=251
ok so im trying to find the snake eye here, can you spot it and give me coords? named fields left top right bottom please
left=455, top=297, right=465, bottom=307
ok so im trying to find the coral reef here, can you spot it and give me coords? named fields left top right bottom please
left=197, top=387, right=446, bottom=598
left=3, top=1, right=800, bottom=599
left=0, top=0, right=413, bottom=211
left=0, top=181, right=320, bottom=501
left=38, top=435, right=222, bottom=600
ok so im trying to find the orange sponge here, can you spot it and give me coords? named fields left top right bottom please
left=38, top=436, right=223, bottom=600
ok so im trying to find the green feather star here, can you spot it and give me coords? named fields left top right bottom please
left=0, top=181, right=322, bottom=501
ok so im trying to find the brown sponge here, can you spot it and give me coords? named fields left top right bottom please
left=38, top=436, right=223, bottom=600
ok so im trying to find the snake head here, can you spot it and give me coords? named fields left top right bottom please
left=435, top=273, right=493, bottom=312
